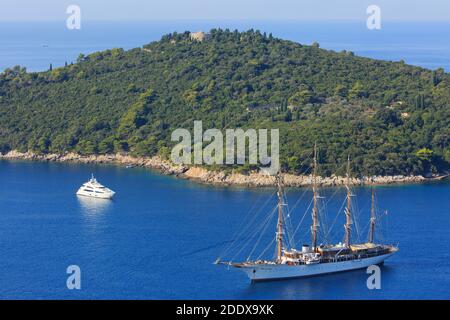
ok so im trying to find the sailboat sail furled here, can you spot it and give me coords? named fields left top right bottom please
left=218, top=144, right=398, bottom=281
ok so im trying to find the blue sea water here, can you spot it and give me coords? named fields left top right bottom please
left=0, top=160, right=449, bottom=299
left=0, top=20, right=450, bottom=72
left=1, top=20, right=450, bottom=299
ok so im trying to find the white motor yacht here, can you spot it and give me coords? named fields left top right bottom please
left=76, top=174, right=115, bottom=199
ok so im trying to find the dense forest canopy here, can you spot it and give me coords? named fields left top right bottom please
left=0, top=29, right=448, bottom=176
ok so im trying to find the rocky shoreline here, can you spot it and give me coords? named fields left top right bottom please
left=0, top=150, right=433, bottom=187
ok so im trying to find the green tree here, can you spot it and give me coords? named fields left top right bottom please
left=415, top=148, right=433, bottom=161
left=334, top=84, right=348, bottom=98
left=288, top=88, right=313, bottom=106
left=348, top=81, right=366, bottom=99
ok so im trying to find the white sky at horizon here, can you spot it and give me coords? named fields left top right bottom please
left=0, top=0, right=449, bottom=22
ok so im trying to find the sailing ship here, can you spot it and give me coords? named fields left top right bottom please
left=217, top=144, right=398, bottom=281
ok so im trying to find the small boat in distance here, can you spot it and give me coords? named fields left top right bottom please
left=76, top=174, right=115, bottom=199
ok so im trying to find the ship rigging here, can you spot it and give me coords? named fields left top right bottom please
left=216, top=144, right=398, bottom=281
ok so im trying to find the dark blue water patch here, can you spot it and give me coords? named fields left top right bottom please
left=0, top=160, right=449, bottom=299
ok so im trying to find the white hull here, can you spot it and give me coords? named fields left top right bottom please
left=76, top=190, right=114, bottom=199
left=76, top=175, right=115, bottom=199
left=237, top=252, right=394, bottom=281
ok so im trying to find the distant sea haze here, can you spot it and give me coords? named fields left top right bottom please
left=0, top=20, right=449, bottom=72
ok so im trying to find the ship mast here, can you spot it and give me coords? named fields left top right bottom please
left=311, top=143, right=319, bottom=252
left=344, top=155, right=352, bottom=248
left=276, top=175, right=284, bottom=262
left=369, top=187, right=376, bottom=243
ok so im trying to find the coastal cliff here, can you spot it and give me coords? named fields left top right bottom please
left=0, top=30, right=448, bottom=178
left=0, top=150, right=429, bottom=187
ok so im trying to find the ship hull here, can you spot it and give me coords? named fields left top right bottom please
left=237, top=252, right=395, bottom=281
left=76, top=190, right=115, bottom=199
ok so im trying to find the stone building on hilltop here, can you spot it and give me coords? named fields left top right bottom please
left=189, top=31, right=211, bottom=42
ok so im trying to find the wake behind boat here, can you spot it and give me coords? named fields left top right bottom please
left=76, top=174, right=115, bottom=199
left=217, top=144, right=398, bottom=281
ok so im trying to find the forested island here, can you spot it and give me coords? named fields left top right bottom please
left=0, top=29, right=448, bottom=178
